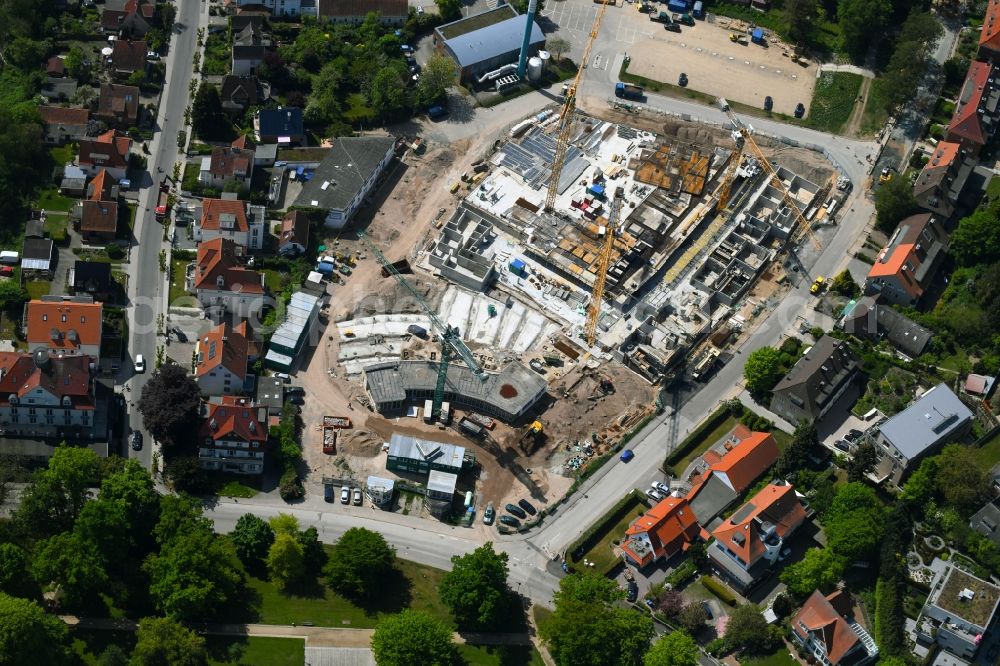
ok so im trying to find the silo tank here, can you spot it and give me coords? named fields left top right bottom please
left=527, top=57, right=543, bottom=81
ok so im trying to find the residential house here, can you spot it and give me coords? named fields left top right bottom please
left=864, top=213, right=948, bottom=306
left=231, top=0, right=301, bottom=16
left=253, top=107, right=303, bottom=145
left=38, top=106, right=89, bottom=145
left=187, top=238, right=265, bottom=317
left=426, top=470, right=459, bottom=518
left=707, top=481, right=807, bottom=592
left=87, top=169, right=118, bottom=203
left=232, top=21, right=266, bottom=76
left=912, top=141, right=974, bottom=218
left=78, top=131, right=132, bottom=180
left=980, top=0, right=1000, bottom=61
left=970, top=499, right=1000, bottom=548
left=255, top=376, right=285, bottom=420
left=101, top=9, right=150, bottom=38
left=110, top=40, right=147, bottom=79
left=945, top=60, right=1000, bottom=155
left=770, top=336, right=861, bottom=425
left=278, top=210, right=310, bottom=256
left=79, top=200, right=119, bottom=243
left=292, top=135, right=394, bottom=228
left=964, top=373, right=996, bottom=399
left=839, top=295, right=933, bottom=358
left=194, top=321, right=256, bottom=396
left=195, top=197, right=265, bottom=251
left=199, top=145, right=255, bottom=190
left=70, top=261, right=114, bottom=300
left=0, top=352, right=100, bottom=439
left=231, top=135, right=255, bottom=151
left=198, top=396, right=268, bottom=475
left=263, top=291, right=320, bottom=371
left=21, top=238, right=54, bottom=278
left=685, top=427, right=780, bottom=524
left=871, top=383, right=974, bottom=486
left=24, top=298, right=104, bottom=361
left=316, top=0, right=408, bottom=24
left=60, top=165, right=88, bottom=197
left=916, top=562, right=1000, bottom=660
left=220, top=74, right=263, bottom=114
left=46, top=56, right=65, bottom=77
left=96, top=83, right=140, bottom=128
left=621, top=496, right=700, bottom=568
left=791, top=590, right=878, bottom=666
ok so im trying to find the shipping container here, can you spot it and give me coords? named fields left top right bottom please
left=423, top=399, right=434, bottom=422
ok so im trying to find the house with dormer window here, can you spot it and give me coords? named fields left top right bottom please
left=194, top=321, right=256, bottom=397
left=864, top=213, right=948, bottom=307
left=195, top=197, right=265, bottom=251
left=198, top=396, right=268, bottom=474
left=0, top=351, right=99, bottom=439
left=24, top=298, right=104, bottom=363
left=791, top=590, right=878, bottom=666
left=187, top=238, right=265, bottom=317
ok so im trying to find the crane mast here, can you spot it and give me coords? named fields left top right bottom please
left=584, top=186, right=624, bottom=346
left=357, top=231, right=487, bottom=418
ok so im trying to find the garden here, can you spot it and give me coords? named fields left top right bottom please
left=566, top=490, right=649, bottom=575
left=806, top=71, right=862, bottom=134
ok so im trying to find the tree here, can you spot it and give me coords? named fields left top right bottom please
left=415, top=54, right=457, bottom=108
left=935, top=444, right=991, bottom=513
left=298, top=526, right=327, bottom=571
left=231, top=514, right=275, bottom=569
left=98, top=460, right=161, bottom=555
left=539, top=573, right=654, bottom=666
left=944, top=56, right=970, bottom=87
left=0, top=544, right=30, bottom=597
left=439, top=542, right=510, bottom=630
left=784, top=0, right=819, bottom=45
left=771, top=593, right=792, bottom=618
left=0, top=592, right=70, bottom=665
left=371, top=610, right=457, bottom=666
left=138, top=364, right=202, bottom=450
left=899, top=457, right=938, bottom=511
left=324, top=527, right=396, bottom=601
left=780, top=547, right=846, bottom=597
left=547, top=37, right=571, bottom=61
left=30, top=531, right=108, bottom=607
left=774, top=422, right=819, bottom=479
left=267, top=532, right=306, bottom=591
left=97, top=645, right=129, bottom=666
left=0, top=279, right=27, bottom=312
left=676, top=603, right=708, bottom=634
left=368, top=63, right=411, bottom=120
left=656, top=590, right=685, bottom=618
left=130, top=617, right=207, bottom=666
left=950, top=204, right=1000, bottom=267
left=874, top=176, right=919, bottom=234
left=145, top=526, right=243, bottom=621
left=723, top=604, right=777, bottom=655
left=830, top=269, right=860, bottom=297
left=16, top=445, right=101, bottom=538
left=838, top=0, right=892, bottom=59
left=73, top=497, right=132, bottom=565
left=644, top=630, right=699, bottom=666
left=846, top=440, right=880, bottom=482
left=153, top=494, right=212, bottom=547
left=743, top=346, right=783, bottom=397
left=824, top=482, right=886, bottom=560
left=191, top=82, right=230, bottom=142
left=269, top=513, right=300, bottom=536
left=434, top=0, right=461, bottom=21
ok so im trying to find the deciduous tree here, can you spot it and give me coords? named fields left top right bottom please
left=267, top=532, right=305, bottom=591
left=138, top=364, right=202, bottom=450
left=434, top=0, right=461, bottom=21
left=838, top=0, right=891, bottom=59
left=370, top=610, right=457, bottom=666
left=784, top=0, right=819, bottom=45
left=935, top=444, right=991, bottom=513
left=415, top=54, right=457, bottom=108
left=824, top=482, right=886, bottom=561
left=439, top=543, right=511, bottom=630
left=191, top=82, right=230, bottom=142
left=0, top=592, right=70, bottom=665
left=780, top=547, right=846, bottom=597
left=547, top=37, right=571, bottom=61
left=846, top=440, right=880, bottom=482
left=830, top=269, right=860, bottom=297
left=130, top=617, right=207, bottom=666
left=874, top=176, right=919, bottom=234
left=676, top=603, right=708, bottom=634
left=30, top=531, right=108, bottom=608
left=743, top=346, right=783, bottom=398
left=950, top=203, right=1000, bottom=267
left=644, top=630, right=699, bottom=666
left=0, top=544, right=30, bottom=597
left=723, top=604, right=778, bottom=656
left=231, top=514, right=275, bottom=570
left=369, top=63, right=411, bottom=120
left=16, top=446, right=101, bottom=538
left=324, top=527, right=395, bottom=601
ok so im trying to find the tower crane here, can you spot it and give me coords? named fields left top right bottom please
left=543, top=0, right=615, bottom=211
left=584, top=186, right=624, bottom=346
left=357, top=230, right=487, bottom=419
left=717, top=99, right=822, bottom=250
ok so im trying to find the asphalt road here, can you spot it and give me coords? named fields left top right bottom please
left=126, top=0, right=205, bottom=468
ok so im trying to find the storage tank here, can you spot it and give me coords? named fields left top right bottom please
left=526, top=56, right=543, bottom=81
left=538, top=50, right=551, bottom=70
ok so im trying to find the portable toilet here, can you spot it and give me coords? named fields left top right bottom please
left=692, top=0, right=704, bottom=18
left=509, top=258, right=527, bottom=277
left=752, top=27, right=765, bottom=44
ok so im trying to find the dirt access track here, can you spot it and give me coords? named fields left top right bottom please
left=625, top=15, right=818, bottom=116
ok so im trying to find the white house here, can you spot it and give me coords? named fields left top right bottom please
left=0, top=352, right=99, bottom=439
left=198, top=396, right=268, bottom=475
left=195, top=197, right=266, bottom=251
left=195, top=321, right=255, bottom=397
left=198, top=146, right=254, bottom=190
left=187, top=238, right=266, bottom=317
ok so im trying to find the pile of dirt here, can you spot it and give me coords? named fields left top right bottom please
left=339, top=430, right=383, bottom=458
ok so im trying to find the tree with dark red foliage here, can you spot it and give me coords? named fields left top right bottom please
left=137, top=364, right=201, bottom=451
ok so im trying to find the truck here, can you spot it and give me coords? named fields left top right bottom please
left=650, top=11, right=669, bottom=23
left=322, top=427, right=337, bottom=454
left=615, top=82, right=644, bottom=100
left=729, top=32, right=749, bottom=45
left=154, top=181, right=170, bottom=219
left=407, top=324, right=428, bottom=338
left=678, top=12, right=695, bottom=25
left=322, top=415, right=353, bottom=429
left=467, top=413, right=496, bottom=430
left=691, top=348, right=720, bottom=381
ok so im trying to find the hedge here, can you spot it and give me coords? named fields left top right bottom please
left=566, top=489, right=647, bottom=563
left=666, top=560, right=697, bottom=588
left=701, top=576, right=737, bottom=606
left=665, top=405, right=732, bottom=467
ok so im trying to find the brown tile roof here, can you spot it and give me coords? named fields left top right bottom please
left=0, top=353, right=95, bottom=408
left=201, top=198, right=249, bottom=232
left=279, top=210, right=310, bottom=249
left=711, top=483, right=806, bottom=566
left=111, top=40, right=147, bottom=73
left=101, top=8, right=127, bottom=29
left=200, top=396, right=267, bottom=443
left=97, top=83, right=140, bottom=122
left=208, top=147, right=254, bottom=179
left=196, top=321, right=251, bottom=381
left=80, top=200, right=119, bottom=234
left=47, top=56, right=65, bottom=76
left=25, top=300, right=104, bottom=352
left=38, top=106, right=89, bottom=128
left=792, top=590, right=863, bottom=665
left=87, top=169, right=115, bottom=202
left=231, top=134, right=255, bottom=150
left=622, top=496, right=700, bottom=565
left=947, top=60, right=994, bottom=146
left=318, top=0, right=409, bottom=19
left=194, top=238, right=264, bottom=293
left=78, top=131, right=132, bottom=169
left=221, top=76, right=261, bottom=109
left=710, top=431, right=779, bottom=493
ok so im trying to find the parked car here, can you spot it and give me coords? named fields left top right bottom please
left=652, top=481, right=670, bottom=495
left=0, top=266, right=14, bottom=276
left=620, top=449, right=635, bottom=463
left=626, top=581, right=639, bottom=603
left=340, top=487, right=350, bottom=504
left=646, top=488, right=664, bottom=501
left=505, top=503, right=527, bottom=519
left=483, top=502, right=495, bottom=525
left=146, top=51, right=159, bottom=60
left=763, top=95, right=773, bottom=112
left=702, top=601, right=714, bottom=618
left=353, top=488, right=363, bottom=506
left=287, top=395, right=305, bottom=405
left=845, top=428, right=864, bottom=442
left=518, top=499, right=537, bottom=515
left=794, top=102, right=805, bottom=118
left=134, top=354, right=145, bottom=373
left=833, top=439, right=852, bottom=453
left=324, top=484, right=334, bottom=502
left=130, top=431, right=142, bottom=451
left=273, top=372, right=290, bottom=383
left=499, top=515, right=521, bottom=528
left=170, top=327, right=187, bottom=342
left=285, top=386, right=306, bottom=396
left=678, top=72, right=688, bottom=87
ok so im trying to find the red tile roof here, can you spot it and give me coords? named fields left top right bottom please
left=112, top=40, right=147, bottom=73
left=200, top=396, right=267, bottom=443
left=711, top=483, right=806, bottom=566
left=80, top=201, right=119, bottom=234
left=711, top=431, right=779, bottom=493
left=792, top=590, right=863, bottom=665
left=279, top=210, right=310, bottom=250
left=866, top=213, right=936, bottom=300
left=196, top=321, right=251, bottom=381
left=0, top=353, right=95, bottom=408
left=948, top=61, right=994, bottom=146
left=231, top=134, right=256, bottom=150
left=207, top=147, right=253, bottom=179
left=201, top=198, right=249, bottom=232
left=101, top=9, right=127, bottom=29
left=38, top=106, right=89, bottom=128
left=78, top=131, right=132, bottom=170
left=87, top=169, right=115, bottom=202
left=194, top=238, right=264, bottom=294
left=97, top=83, right=140, bottom=123
left=982, top=0, right=1000, bottom=52
left=622, top=496, right=700, bottom=565
left=25, top=300, right=104, bottom=352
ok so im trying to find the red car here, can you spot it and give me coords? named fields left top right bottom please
left=0, top=266, right=14, bottom=276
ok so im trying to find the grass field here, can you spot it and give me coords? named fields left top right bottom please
left=860, top=77, right=891, bottom=135
left=971, top=430, right=1000, bottom=472
left=216, top=479, right=259, bottom=498
left=742, top=647, right=800, bottom=666
left=26, top=281, right=51, bottom=300
left=36, top=186, right=79, bottom=213
left=572, top=502, right=647, bottom=573
left=169, top=258, right=189, bottom=304
left=458, top=643, right=545, bottom=666
left=807, top=72, right=863, bottom=133
left=206, top=636, right=304, bottom=666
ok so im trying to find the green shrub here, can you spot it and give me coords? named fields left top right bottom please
left=566, top=490, right=645, bottom=562
left=666, top=406, right=730, bottom=466
left=666, top=560, right=698, bottom=588
left=279, top=470, right=304, bottom=500
left=106, top=244, right=125, bottom=260
left=700, top=576, right=736, bottom=606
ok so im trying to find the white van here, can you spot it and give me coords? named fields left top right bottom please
left=0, top=251, right=19, bottom=265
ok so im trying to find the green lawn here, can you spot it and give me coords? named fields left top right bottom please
left=26, top=281, right=51, bottom=300
left=571, top=500, right=646, bottom=573
left=246, top=551, right=452, bottom=628
left=971, top=431, right=1000, bottom=472
left=458, top=643, right=545, bottom=666
left=216, top=479, right=259, bottom=498
left=987, top=175, right=1000, bottom=203
left=772, top=429, right=793, bottom=452
left=860, top=77, right=891, bottom=135
left=36, top=186, right=79, bottom=213
left=742, top=647, right=800, bottom=666
left=182, top=162, right=200, bottom=192
left=671, top=415, right=739, bottom=475
left=206, top=636, right=304, bottom=666
left=262, top=267, right=289, bottom=294
left=343, top=92, right=376, bottom=124
left=807, top=72, right=863, bottom=134
left=169, top=258, right=190, bottom=304
left=49, top=144, right=75, bottom=166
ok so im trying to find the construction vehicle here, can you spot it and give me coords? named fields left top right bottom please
left=678, top=12, right=695, bottom=25
left=615, top=82, right=644, bottom=100
left=718, top=100, right=821, bottom=250
left=519, top=421, right=546, bottom=455
left=650, top=10, right=670, bottom=22
left=544, top=0, right=616, bottom=212
left=691, top=348, right=720, bottom=381
left=154, top=179, right=170, bottom=219
left=729, top=32, right=749, bottom=45
left=359, top=230, right=487, bottom=419
left=584, top=186, right=625, bottom=346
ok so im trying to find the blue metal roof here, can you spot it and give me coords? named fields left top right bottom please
left=257, top=107, right=303, bottom=138
left=444, top=16, right=544, bottom=68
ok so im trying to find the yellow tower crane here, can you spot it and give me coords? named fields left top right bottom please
left=584, top=186, right=624, bottom=346
left=543, top=0, right=615, bottom=212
